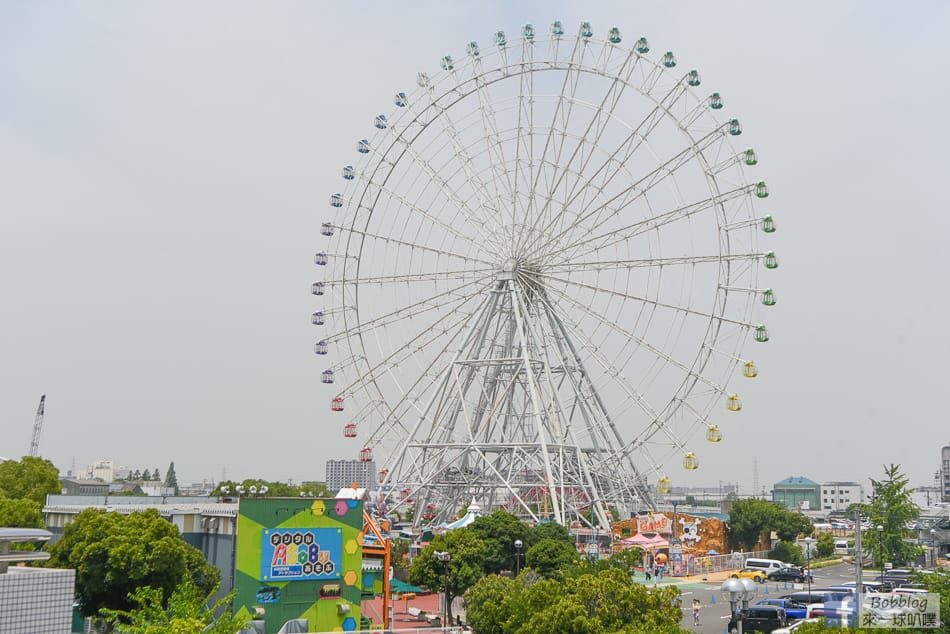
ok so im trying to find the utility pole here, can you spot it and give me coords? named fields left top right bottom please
left=854, top=509, right=863, bottom=625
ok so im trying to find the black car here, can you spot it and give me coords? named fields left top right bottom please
left=768, top=566, right=809, bottom=582
left=742, top=605, right=788, bottom=633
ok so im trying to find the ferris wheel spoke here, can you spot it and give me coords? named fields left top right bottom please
left=511, top=37, right=535, bottom=250
left=544, top=283, right=728, bottom=396
left=342, top=175, right=487, bottom=255
left=547, top=184, right=757, bottom=264
left=324, top=278, right=489, bottom=345
left=331, top=224, right=495, bottom=268
left=373, top=119, right=499, bottom=253
left=327, top=267, right=492, bottom=287
left=529, top=123, right=736, bottom=262
left=525, top=79, right=693, bottom=256
left=335, top=289, right=490, bottom=403
left=524, top=36, right=589, bottom=245
left=470, top=57, right=516, bottom=223
left=525, top=48, right=641, bottom=249
left=415, top=75, right=500, bottom=225
left=542, top=252, right=765, bottom=273
left=356, top=310, right=490, bottom=443
left=537, top=270, right=755, bottom=328
left=536, top=295, right=662, bottom=425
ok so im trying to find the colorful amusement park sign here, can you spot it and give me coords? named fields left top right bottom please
left=637, top=515, right=669, bottom=534
left=261, top=528, right=342, bottom=581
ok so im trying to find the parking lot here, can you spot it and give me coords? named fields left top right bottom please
left=674, top=561, right=870, bottom=634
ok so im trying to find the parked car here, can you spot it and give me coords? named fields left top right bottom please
left=756, top=598, right=807, bottom=621
left=781, top=590, right=851, bottom=605
left=742, top=605, right=788, bottom=633
left=772, top=618, right=819, bottom=634
left=768, top=566, right=810, bottom=583
left=732, top=567, right=768, bottom=583
left=837, top=580, right=884, bottom=593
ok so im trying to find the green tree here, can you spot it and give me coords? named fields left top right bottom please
left=465, top=568, right=687, bottom=634
left=469, top=509, right=531, bottom=574
left=463, top=574, right=517, bottom=634
left=408, top=528, right=487, bottom=624
left=916, top=570, right=950, bottom=634
left=860, top=464, right=921, bottom=566
left=0, top=498, right=44, bottom=529
left=164, top=462, right=179, bottom=495
left=101, top=581, right=249, bottom=634
left=728, top=498, right=778, bottom=550
left=0, top=456, right=61, bottom=505
left=130, top=470, right=141, bottom=481
left=815, top=532, right=835, bottom=558
left=729, top=499, right=814, bottom=551
left=773, top=511, right=814, bottom=542
left=530, top=520, right=573, bottom=545
left=770, top=541, right=803, bottom=565
left=525, top=537, right=580, bottom=579
left=151, top=468, right=160, bottom=481
left=48, top=508, right=218, bottom=618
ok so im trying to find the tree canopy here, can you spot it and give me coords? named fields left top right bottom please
left=163, top=462, right=179, bottom=495
left=48, top=508, right=218, bottom=617
left=0, top=456, right=61, bottom=505
left=728, top=498, right=813, bottom=551
left=525, top=537, right=581, bottom=579
left=469, top=509, right=532, bottom=575
left=100, top=581, right=249, bottom=634
left=0, top=498, right=44, bottom=529
left=860, top=464, right=921, bottom=565
left=408, top=528, right=488, bottom=623
left=464, top=567, right=687, bottom=634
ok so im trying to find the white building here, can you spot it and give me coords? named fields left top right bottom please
left=820, top=481, right=863, bottom=513
left=325, top=459, right=376, bottom=492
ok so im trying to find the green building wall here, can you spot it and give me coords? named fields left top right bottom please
left=235, top=498, right=365, bottom=633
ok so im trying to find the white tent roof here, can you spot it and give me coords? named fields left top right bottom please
left=443, top=497, right=481, bottom=530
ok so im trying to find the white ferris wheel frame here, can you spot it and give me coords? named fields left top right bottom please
left=314, top=21, right=777, bottom=531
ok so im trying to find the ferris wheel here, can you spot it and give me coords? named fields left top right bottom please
left=314, top=20, right=778, bottom=531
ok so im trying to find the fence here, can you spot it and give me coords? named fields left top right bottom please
left=681, top=550, right=771, bottom=577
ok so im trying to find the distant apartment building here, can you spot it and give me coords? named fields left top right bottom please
left=85, top=459, right=134, bottom=483
left=943, top=445, right=950, bottom=503
left=820, top=481, right=863, bottom=513
left=325, top=459, right=376, bottom=492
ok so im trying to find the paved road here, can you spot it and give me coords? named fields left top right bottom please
left=673, top=562, right=868, bottom=634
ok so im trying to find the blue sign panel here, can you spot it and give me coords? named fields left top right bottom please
left=261, top=528, right=343, bottom=581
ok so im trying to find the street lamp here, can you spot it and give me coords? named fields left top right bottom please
left=720, top=577, right=758, bottom=634
left=434, top=551, right=451, bottom=629
left=801, top=537, right=815, bottom=596
left=514, top=539, right=523, bottom=576
left=876, top=524, right=884, bottom=585
left=931, top=529, right=938, bottom=569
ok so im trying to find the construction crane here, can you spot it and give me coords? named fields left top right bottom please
left=29, top=395, right=45, bottom=458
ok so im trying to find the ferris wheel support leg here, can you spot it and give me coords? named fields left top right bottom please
left=509, top=283, right=567, bottom=526
left=545, top=302, right=657, bottom=510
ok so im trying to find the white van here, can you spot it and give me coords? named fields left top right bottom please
left=833, top=540, right=850, bottom=555
left=744, top=558, right=785, bottom=573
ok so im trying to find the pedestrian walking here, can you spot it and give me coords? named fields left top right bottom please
left=692, top=598, right=701, bottom=626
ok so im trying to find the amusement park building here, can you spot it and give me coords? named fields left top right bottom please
left=771, top=476, right=819, bottom=511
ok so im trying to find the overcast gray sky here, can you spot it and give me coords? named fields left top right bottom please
left=2, top=1, right=948, bottom=495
